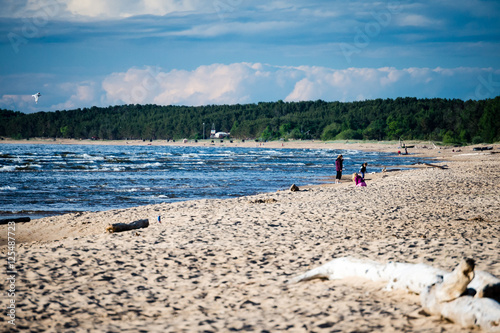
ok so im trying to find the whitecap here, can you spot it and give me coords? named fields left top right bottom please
left=118, top=188, right=138, bottom=192
left=135, top=162, right=162, bottom=169
left=0, top=186, right=17, bottom=191
left=0, top=166, right=16, bottom=172
left=80, top=153, right=105, bottom=161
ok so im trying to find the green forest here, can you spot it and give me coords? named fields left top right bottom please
left=1, top=97, right=499, bottom=144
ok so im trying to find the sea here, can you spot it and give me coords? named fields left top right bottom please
left=0, top=143, right=432, bottom=219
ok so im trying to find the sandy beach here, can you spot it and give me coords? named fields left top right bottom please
left=1, top=139, right=499, bottom=332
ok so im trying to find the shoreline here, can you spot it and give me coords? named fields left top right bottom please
left=1, top=138, right=457, bottom=222
left=0, top=139, right=499, bottom=332
left=2, top=136, right=496, bottom=158
left=1, top=138, right=497, bottom=224
left=1, top=139, right=498, bottom=222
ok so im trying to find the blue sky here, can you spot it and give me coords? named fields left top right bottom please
left=1, top=0, right=500, bottom=113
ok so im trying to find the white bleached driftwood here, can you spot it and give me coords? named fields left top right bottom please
left=291, top=256, right=500, bottom=332
left=420, top=259, right=500, bottom=332
left=290, top=256, right=447, bottom=294
left=470, top=270, right=500, bottom=302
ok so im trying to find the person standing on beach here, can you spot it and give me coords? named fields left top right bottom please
left=359, top=162, right=367, bottom=179
left=335, top=154, right=344, bottom=184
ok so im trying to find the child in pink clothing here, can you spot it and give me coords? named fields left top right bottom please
left=352, top=173, right=367, bottom=187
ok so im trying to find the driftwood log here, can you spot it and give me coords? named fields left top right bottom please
left=382, top=167, right=401, bottom=173
left=291, top=257, right=500, bottom=332
left=0, top=217, right=31, bottom=225
left=423, top=162, right=448, bottom=169
left=421, top=259, right=500, bottom=331
left=106, top=219, right=149, bottom=233
left=473, top=147, right=493, bottom=151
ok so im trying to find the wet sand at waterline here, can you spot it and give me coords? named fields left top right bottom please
left=1, top=140, right=499, bottom=332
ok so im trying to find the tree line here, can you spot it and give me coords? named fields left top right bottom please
left=1, top=97, right=499, bottom=144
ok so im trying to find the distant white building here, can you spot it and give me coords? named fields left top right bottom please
left=209, top=124, right=229, bottom=139
left=213, top=132, right=230, bottom=139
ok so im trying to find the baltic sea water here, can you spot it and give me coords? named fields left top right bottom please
left=0, top=143, right=431, bottom=219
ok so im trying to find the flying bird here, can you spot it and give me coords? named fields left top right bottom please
left=32, top=92, right=41, bottom=104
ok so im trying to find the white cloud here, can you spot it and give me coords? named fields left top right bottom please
left=50, top=81, right=99, bottom=110
left=99, top=63, right=500, bottom=107
left=65, top=0, right=207, bottom=18
left=257, top=1, right=297, bottom=12
left=285, top=66, right=439, bottom=102
left=102, top=63, right=282, bottom=106
left=395, top=14, right=443, bottom=28
left=0, top=0, right=212, bottom=19
left=169, top=20, right=294, bottom=38
left=0, top=79, right=99, bottom=113
left=0, top=94, right=33, bottom=110
left=285, top=79, right=318, bottom=101
left=3, top=64, right=499, bottom=112
left=286, top=66, right=500, bottom=102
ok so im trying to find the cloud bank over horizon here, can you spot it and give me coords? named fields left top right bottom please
left=2, top=63, right=499, bottom=113
left=101, top=64, right=500, bottom=106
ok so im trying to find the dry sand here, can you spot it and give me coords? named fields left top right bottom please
left=1, top=139, right=499, bottom=332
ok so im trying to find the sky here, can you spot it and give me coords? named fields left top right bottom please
left=1, top=0, right=500, bottom=113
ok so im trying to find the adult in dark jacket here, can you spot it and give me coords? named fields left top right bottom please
left=335, top=154, right=343, bottom=184
left=359, top=162, right=368, bottom=179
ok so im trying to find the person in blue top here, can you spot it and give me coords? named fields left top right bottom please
left=335, top=154, right=343, bottom=184
left=359, top=162, right=368, bottom=179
